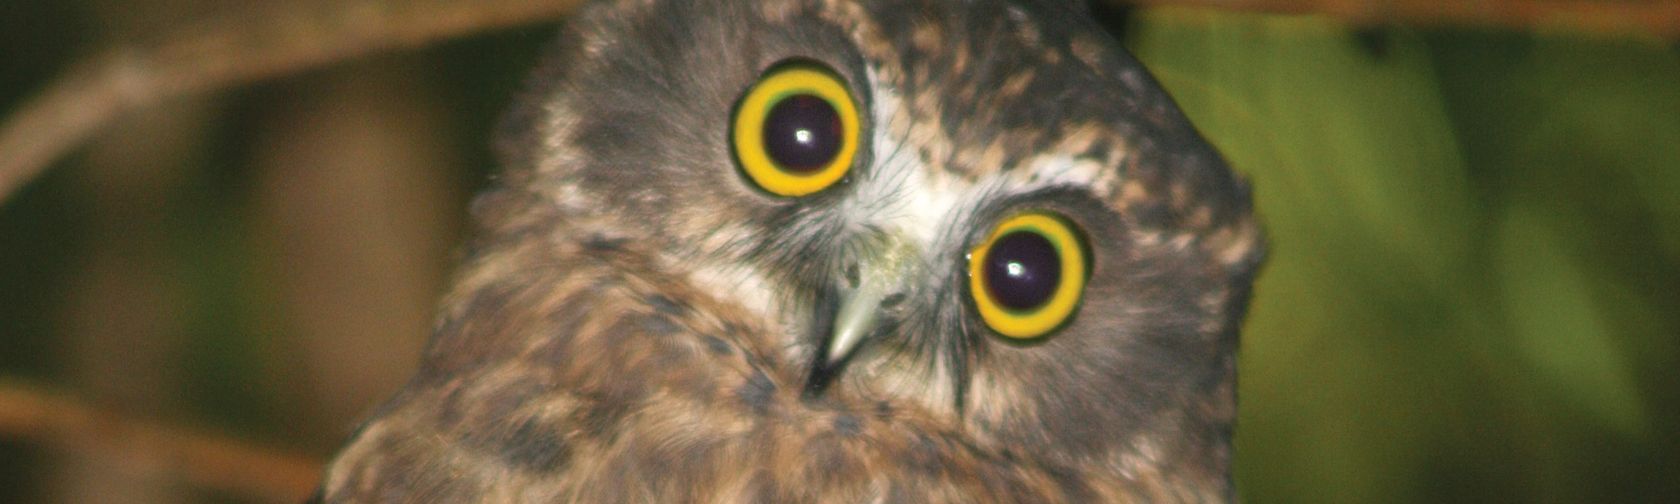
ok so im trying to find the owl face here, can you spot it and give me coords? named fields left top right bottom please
left=503, top=0, right=1262, bottom=479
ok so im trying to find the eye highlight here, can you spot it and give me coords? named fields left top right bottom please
left=967, top=212, right=1089, bottom=339
left=731, top=63, right=859, bottom=197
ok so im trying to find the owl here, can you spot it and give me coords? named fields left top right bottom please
left=316, top=0, right=1263, bottom=501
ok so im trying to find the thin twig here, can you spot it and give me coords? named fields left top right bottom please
left=0, top=381, right=323, bottom=502
left=1132, top=0, right=1680, bottom=36
left=0, top=0, right=584, bottom=204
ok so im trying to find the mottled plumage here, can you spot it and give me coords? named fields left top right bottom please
left=319, top=0, right=1263, bottom=501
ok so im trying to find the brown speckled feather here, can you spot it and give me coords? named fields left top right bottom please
left=319, top=0, right=1262, bottom=501
left=323, top=205, right=1178, bottom=502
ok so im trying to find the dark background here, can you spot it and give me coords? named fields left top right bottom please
left=3, top=0, right=1677, bottom=501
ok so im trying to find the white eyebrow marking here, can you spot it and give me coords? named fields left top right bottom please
left=853, top=70, right=1107, bottom=256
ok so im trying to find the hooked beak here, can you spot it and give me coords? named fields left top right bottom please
left=804, top=234, right=917, bottom=396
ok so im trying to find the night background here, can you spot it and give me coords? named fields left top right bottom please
left=2, top=0, right=1677, bottom=501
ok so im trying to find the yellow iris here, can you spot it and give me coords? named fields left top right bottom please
left=967, top=212, right=1089, bottom=339
left=731, top=64, right=859, bottom=197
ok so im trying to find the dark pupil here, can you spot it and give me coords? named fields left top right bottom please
left=983, top=231, right=1062, bottom=311
left=761, top=94, right=842, bottom=173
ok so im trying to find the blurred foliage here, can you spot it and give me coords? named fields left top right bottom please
left=2, top=1, right=1678, bottom=502
left=1126, top=7, right=1680, bottom=502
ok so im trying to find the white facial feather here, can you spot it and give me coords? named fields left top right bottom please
left=856, top=76, right=1108, bottom=258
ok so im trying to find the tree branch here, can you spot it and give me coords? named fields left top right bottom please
left=0, top=0, right=584, bottom=205
left=0, top=381, right=323, bottom=502
left=1131, top=0, right=1680, bottom=36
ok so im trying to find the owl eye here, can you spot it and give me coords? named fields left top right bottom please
left=967, top=212, right=1090, bottom=339
left=731, top=63, right=859, bottom=197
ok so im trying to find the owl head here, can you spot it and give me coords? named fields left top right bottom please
left=492, top=0, right=1263, bottom=491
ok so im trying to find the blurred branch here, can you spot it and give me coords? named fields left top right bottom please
left=1130, top=0, right=1680, bottom=36
left=0, top=381, right=322, bottom=502
left=0, top=0, right=585, bottom=204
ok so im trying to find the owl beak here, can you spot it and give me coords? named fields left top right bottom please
left=808, top=235, right=917, bottom=394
